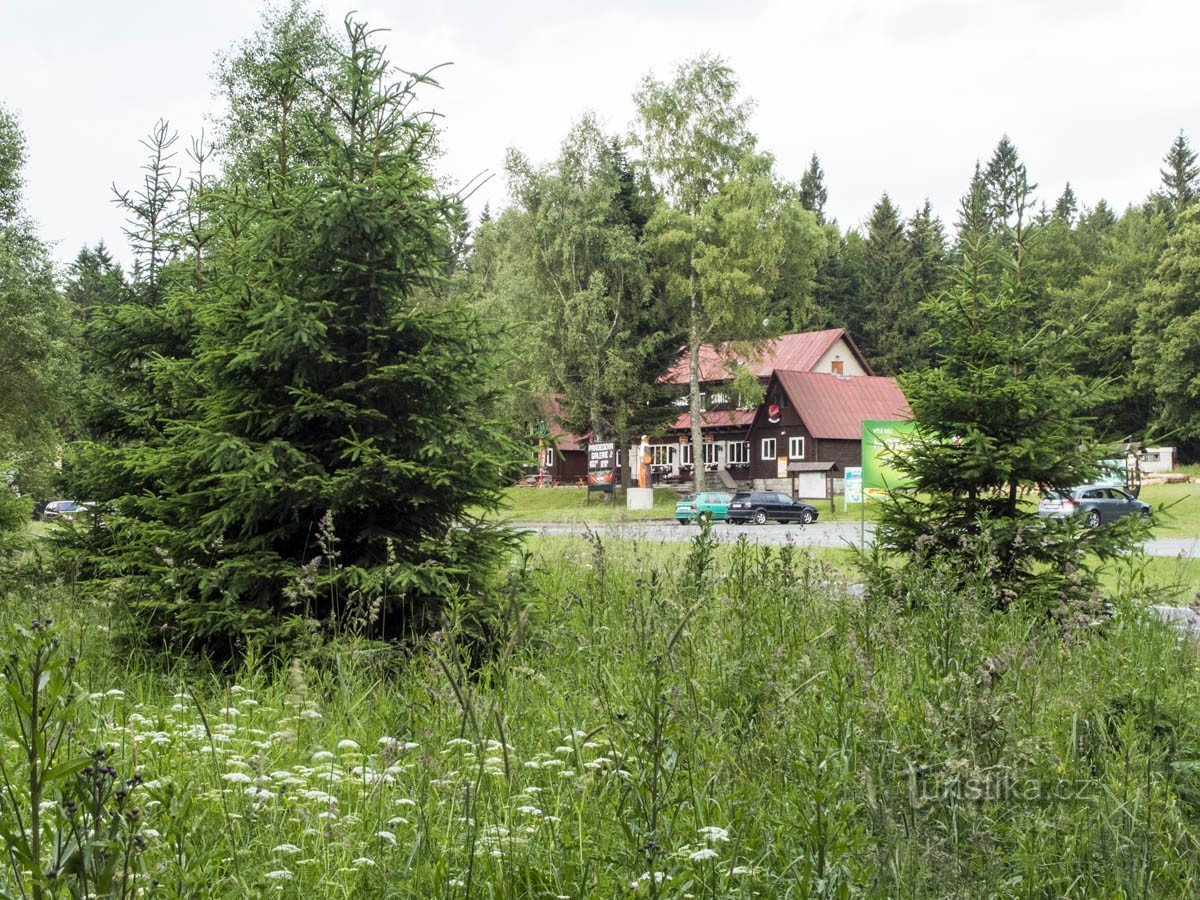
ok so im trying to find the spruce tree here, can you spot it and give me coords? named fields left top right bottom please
left=877, top=167, right=1143, bottom=612
left=1053, top=183, right=1078, bottom=224
left=1159, top=131, right=1198, bottom=212
left=86, top=16, right=519, bottom=656
left=1136, top=205, right=1200, bottom=456
left=798, top=153, right=828, bottom=223
left=858, top=193, right=909, bottom=372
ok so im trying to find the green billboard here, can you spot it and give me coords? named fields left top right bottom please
left=861, top=420, right=918, bottom=500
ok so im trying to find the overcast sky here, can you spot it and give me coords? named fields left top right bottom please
left=4, top=0, right=1199, bottom=267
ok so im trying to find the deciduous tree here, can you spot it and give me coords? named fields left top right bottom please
left=633, top=55, right=820, bottom=491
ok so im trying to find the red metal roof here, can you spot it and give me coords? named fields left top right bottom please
left=669, top=409, right=756, bottom=431
left=775, top=371, right=910, bottom=440
left=661, top=328, right=869, bottom=384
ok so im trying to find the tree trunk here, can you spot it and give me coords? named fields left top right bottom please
left=616, top=404, right=633, bottom=491
left=689, top=282, right=704, bottom=496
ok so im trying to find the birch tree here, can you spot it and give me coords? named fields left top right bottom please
left=634, top=55, right=820, bottom=491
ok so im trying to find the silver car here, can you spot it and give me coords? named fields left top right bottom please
left=1037, top=484, right=1151, bottom=527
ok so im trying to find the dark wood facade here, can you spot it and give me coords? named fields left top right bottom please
left=745, top=387, right=860, bottom=479
left=745, top=374, right=902, bottom=479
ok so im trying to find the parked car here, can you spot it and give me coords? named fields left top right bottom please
left=675, top=491, right=734, bottom=524
left=43, top=500, right=84, bottom=521
left=1037, top=485, right=1151, bottom=527
left=727, top=491, right=819, bottom=525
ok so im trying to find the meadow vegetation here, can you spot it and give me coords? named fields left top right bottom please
left=2, top=525, right=1199, bottom=897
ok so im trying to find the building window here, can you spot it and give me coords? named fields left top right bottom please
left=831, top=359, right=844, bottom=375
left=727, top=441, right=750, bottom=465
left=702, top=442, right=723, bottom=465
left=650, top=444, right=676, bottom=467
left=789, top=436, right=805, bottom=459
left=541, top=449, right=554, bottom=467
left=761, top=438, right=776, bottom=460
left=681, top=443, right=693, bottom=466
left=778, top=391, right=790, bottom=408
left=710, top=391, right=730, bottom=406
left=673, top=395, right=689, bottom=407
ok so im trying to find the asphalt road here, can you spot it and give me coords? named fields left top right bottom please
left=520, top=520, right=1200, bottom=558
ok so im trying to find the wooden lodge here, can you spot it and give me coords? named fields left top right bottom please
left=529, top=328, right=910, bottom=497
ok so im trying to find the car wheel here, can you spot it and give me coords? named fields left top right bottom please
left=801, top=509, right=814, bottom=525
left=1085, top=510, right=1101, bottom=528
left=677, top=519, right=688, bottom=525
left=1141, top=508, right=1152, bottom=519
left=753, top=509, right=768, bottom=526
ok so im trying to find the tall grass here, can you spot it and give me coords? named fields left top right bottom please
left=1, top=527, right=1198, bottom=896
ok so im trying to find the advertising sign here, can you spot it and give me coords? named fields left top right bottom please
left=587, top=441, right=617, bottom=492
left=861, top=420, right=918, bottom=500
left=1097, top=458, right=1128, bottom=489
left=844, top=466, right=863, bottom=504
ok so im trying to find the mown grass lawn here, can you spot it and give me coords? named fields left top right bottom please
left=494, top=480, right=1199, bottom=536
left=494, top=486, right=881, bottom=525
left=495, top=486, right=683, bottom=522
left=1140, top=480, right=1200, bottom=537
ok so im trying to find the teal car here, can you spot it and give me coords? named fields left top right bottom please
left=675, top=491, right=734, bottom=524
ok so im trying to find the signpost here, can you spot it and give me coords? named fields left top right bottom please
left=844, top=466, right=862, bottom=510
left=587, top=441, right=616, bottom=502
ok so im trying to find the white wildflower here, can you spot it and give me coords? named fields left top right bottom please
left=699, top=826, right=730, bottom=843
left=264, top=870, right=293, bottom=880
left=336, top=739, right=360, bottom=752
left=272, top=844, right=303, bottom=855
left=375, top=831, right=396, bottom=845
left=221, top=772, right=253, bottom=784
left=689, top=848, right=719, bottom=861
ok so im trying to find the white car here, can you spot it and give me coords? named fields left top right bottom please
left=43, top=500, right=84, bottom=521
